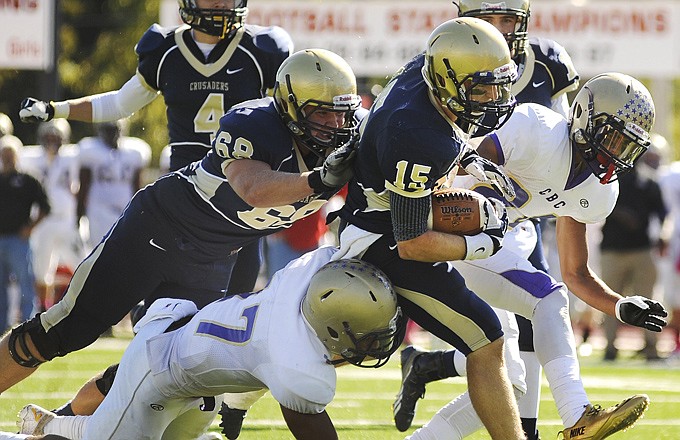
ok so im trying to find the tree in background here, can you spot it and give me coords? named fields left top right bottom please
left=0, top=0, right=167, bottom=164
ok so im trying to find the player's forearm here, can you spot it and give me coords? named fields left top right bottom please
left=396, top=230, right=467, bottom=262
left=561, top=270, right=620, bottom=317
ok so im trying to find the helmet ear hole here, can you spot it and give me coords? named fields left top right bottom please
left=327, top=327, right=339, bottom=339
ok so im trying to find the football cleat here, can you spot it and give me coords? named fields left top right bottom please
left=219, top=404, right=248, bottom=440
left=17, top=404, right=55, bottom=435
left=560, top=394, right=650, bottom=439
left=393, top=346, right=428, bottom=432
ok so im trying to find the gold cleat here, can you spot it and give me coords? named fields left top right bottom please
left=560, top=394, right=650, bottom=439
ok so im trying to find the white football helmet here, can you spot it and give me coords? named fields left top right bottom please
left=569, top=72, right=655, bottom=184
left=302, top=259, right=404, bottom=368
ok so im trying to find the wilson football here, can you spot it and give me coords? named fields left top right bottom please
left=430, top=188, right=486, bottom=235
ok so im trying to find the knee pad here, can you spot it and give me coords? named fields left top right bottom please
left=95, top=363, right=120, bottom=396
left=8, top=316, right=49, bottom=368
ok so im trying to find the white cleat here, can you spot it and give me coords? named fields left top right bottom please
left=17, top=404, right=55, bottom=435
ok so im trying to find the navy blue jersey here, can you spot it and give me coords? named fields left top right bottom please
left=339, top=54, right=465, bottom=236
left=513, top=37, right=579, bottom=108
left=146, top=98, right=336, bottom=261
left=136, top=23, right=293, bottom=169
left=475, top=37, right=579, bottom=137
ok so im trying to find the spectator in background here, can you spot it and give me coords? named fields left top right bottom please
left=600, top=133, right=668, bottom=361
left=19, top=120, right=81, bottom=312
left=0, top=143, right=50, bottom=332
left=0, top=112, right=23, bottom=150
left=657, top=133, right=680, bottom=359
left=77, top=119, right=151, bottom=249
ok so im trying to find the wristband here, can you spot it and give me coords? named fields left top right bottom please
left=51, top=101, right=70, bottom=119
left=307, top=169, right=335, bottom=195
left=463, top=233, right=494, bottom=260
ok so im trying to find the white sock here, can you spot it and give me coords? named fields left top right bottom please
left=45, top=414, right=89, bottom=439
left=407, top=392, right=481, bottom=440
left=543, top=356, right=589, bottom=427
left=517, top=351, right=542, bottom=419
left=453, top=349, right=467, bottom=376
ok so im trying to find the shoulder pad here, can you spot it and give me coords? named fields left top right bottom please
left=135, top=24, right=179, bottom=56
left=246, top=24, right=294, bottom=55
left=529, top=37, right=576, bottom=71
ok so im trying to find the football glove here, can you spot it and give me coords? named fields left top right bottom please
left=19, top=97, right=54, bottom=123
left=615, top=296, right=668, bottom=332
left=459, top=147, right=516, bottom=201
left=308, top=139, right=357, bottom=194
left=463, top=198, right=507, bottom=260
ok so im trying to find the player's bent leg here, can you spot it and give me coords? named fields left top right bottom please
left=466, top=338, right=526, bottom=440
left=58, top=364, right=116, bottom=416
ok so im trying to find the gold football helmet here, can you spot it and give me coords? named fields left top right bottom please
left=422, top=17, right=517, bottom=134
left=178, top=0, right=248, bottom=39
left=302, top=259, right=405, bottom=368
left=569, top=72, right=655, bottom=184
left=274, top=49, right=362, bottom=157
left=457, top=0, right=530, bottom=58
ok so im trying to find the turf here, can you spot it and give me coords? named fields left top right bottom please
left=1, top=337, right=679, bottom=439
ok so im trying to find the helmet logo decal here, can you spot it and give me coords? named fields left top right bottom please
left=616, top=91, right=654, bottom=134
left=481, top=2, right=509, bottom=11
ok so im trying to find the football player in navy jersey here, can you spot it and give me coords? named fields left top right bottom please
left=393, top=2, right=581, bottom=437
left=17, top=0, right=292, bottom=431
left=333, top=18, right=528, bottom=440
left=0, top=48, right=362, bottom=426
left=18, top=0, right=293, bottom=311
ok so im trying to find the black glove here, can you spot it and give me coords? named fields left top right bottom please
left=615, top=296, right=668, bottom=332
left=459, top=147, right=516, bottom=201
left=308, top=140, right=357, bottom=194
left=19, top=97, right=55, bottom=123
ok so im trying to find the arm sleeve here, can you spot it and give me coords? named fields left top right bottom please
left=90, top=74, right=159, bottom=122
left=390, top=191, right=430, bottom=242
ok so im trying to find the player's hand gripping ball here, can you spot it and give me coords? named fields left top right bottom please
left=430, top=188, right=489, bottom=235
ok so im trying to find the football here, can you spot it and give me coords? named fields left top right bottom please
left=430, top=188, right=486, bottom=235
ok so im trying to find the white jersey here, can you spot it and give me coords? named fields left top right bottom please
left=148, top=246, right=337, bottom=414
left=78, top=135, right=151, bottom=214
left=458, top=104, right=618, bottom=225
left=78, top=135, right=151, bottom=243
left=19, top=144, right=79, bottom=221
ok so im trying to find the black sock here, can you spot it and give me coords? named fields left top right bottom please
left=442, top=350, right=459, bottom=378
left=521, top=417, right=540, bottom=440
left=53, top=402, right=75, bottom=416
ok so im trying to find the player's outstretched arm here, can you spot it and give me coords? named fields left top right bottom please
left=556, top=216, right=668, bottom=331
left=19, top=76, right=158, bottom=124
left=279, top=405, right=338, bottom=440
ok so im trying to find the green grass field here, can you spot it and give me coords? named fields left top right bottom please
left=1, top=336, right=679, bottom=439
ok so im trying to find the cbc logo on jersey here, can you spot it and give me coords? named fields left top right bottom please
left=150, top=403, right=165, bottom=411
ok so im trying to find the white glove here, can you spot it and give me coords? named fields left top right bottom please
left=459, top=147, right=516, bottom=201
left=19, top=97, right=54, bottom=123
left=463, top=197, right=508, bottom=260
